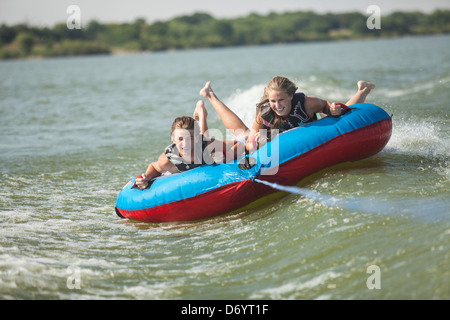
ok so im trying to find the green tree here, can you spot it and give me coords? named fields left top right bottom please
left=85, top=20, right=105, bottom=41
left=0, top=24, right=17, bottom=46
left=15, top=32, right=34, bottom=55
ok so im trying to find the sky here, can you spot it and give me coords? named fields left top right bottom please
left=1, top=0, right=449, bottom=27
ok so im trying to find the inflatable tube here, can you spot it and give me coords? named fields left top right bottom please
left=115, top=103, right=392, bottom=222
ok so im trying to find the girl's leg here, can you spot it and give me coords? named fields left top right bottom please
left=200, top=81, right=250, bottom=139
left=345, top=81, right=376, bottom=106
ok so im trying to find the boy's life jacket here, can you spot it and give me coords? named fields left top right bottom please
left=165, top=134, right=215, bottom=172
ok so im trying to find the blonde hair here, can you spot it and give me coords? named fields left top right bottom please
left=256, top=76, right=298, bottom=131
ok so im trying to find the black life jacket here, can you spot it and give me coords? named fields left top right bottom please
left=164, top=135, right=215, bottom=172
left=258, top=92, right=316, bottom=133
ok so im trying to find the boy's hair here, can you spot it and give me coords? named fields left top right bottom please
left=170, top=116, right=197, bottom=136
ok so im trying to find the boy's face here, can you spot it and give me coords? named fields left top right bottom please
left=172, top=129, right=197, bottom=155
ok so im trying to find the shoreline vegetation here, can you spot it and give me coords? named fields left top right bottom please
left=1, top=10, right=449, bottom=60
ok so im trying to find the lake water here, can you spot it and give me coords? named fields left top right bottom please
left=0, top=35, right=449, bottom=300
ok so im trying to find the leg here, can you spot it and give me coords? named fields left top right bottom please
left=200, top=81, right=249, bottom=139
left=194, top=100, right=208, bottom=136
left=346, top=81, right=376, bottom=106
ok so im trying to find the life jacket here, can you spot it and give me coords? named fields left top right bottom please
left=259, top=94, right=354, bottom=133
left=258, top=92, right=316, bottom=133
left=165, top=135, right=215, bottom=172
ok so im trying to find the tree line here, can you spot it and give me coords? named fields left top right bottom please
left=1, top=10, right=449, bottom=59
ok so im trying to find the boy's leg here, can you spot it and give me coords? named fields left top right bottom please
left=194, top=100, right=208, bottom=135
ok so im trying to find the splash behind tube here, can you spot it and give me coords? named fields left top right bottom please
left=115, top=103, right=392, bottom=222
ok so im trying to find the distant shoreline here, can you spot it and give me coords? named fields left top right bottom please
left=1, top=10, right=449, bottom=60
left=2, top=33, right=448, bottom=62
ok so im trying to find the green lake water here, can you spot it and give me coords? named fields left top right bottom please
left=0, top=35, right=449, bottom=299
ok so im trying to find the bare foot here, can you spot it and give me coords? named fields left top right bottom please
left=200, top=81, right=214, bottom=99
left=357, top=81, right=376, bottom=93
left=193, top=100, right=208, bottom=121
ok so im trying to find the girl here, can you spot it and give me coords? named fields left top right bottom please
left=200, top=76, right=375, bottom=152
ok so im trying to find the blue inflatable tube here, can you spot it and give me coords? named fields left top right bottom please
left=115, top=103, right=392, bottom=222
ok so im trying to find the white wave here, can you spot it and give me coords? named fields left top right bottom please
left=386, top=120, right=450, bottom=158
left=224, top=84, right=265, bottom=129
left=250, top=271, right=341, bottom=299
left=380, top=75, right=450, bottom=98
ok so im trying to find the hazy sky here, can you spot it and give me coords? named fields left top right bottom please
left=1, top=0, right=449, bottom=26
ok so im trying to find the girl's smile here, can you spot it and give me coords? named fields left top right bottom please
left=268, top=90, right=293, bottom=117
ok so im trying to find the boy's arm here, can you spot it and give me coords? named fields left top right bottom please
left=136, top=153, right=176, bottom=189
